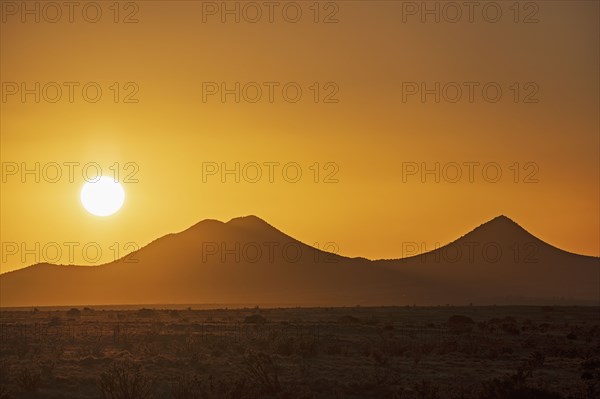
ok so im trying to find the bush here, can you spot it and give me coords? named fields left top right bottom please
left=98, top=360, right=154, bottom=399
left=274, top=337, right=295, bottom=356
left=414, top=380, right=439, bottom=399
left=0, top=361, right=10, bottom=384
left=67, top=308, right=81, bottom=317
left=15, top=366, right=41, bottom=393
left=500, top=323, right=520, bottom=336
left=447, top=315, right=474, bottom=325
left=337, top=315, right=360, bottom=324
left=0, top=385, right=10, bottom=399
left=240, top=351, right=280, bottom=394
left=244, top=314, right=266, bottom=324
left=448, top=315, right=475, bottom=334
left=171, top=374, right=204, bottom=399
left=481, top=378, right=564, bottom=399
left=582, top=357, right=600, bottom=370
left=137, top=308, right=158, bottom=318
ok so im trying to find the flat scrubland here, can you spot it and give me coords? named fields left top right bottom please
left=0, top=306, right=598, bottom=398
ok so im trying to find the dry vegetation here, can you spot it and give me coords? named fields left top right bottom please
left=0, top=306, right=598, bottom=398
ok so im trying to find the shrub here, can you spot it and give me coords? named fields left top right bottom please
left=582, top=357, right=600, bottom=370
left=137, top=308, right=158, bottom=318
left=0, top=385, right=10, bottom=399
left=244, top=314, right=266, bottom=324
left=80, top=338, right=105, bottom=357
left=240, top=351, right=280, bottom=394
left=0, top=360, right=9, bottom=384
left=171, top=374, right=204, bottom=399
left=448, top=315, right=475, bottom=334
left=447, top=315, right=474, bottom=325
left=526, top=351, right=545, bottom=374
left=274, top=337, right=295, bottom=356
left=337, top=315, right=360, bottom=324
left=98, top=360, right=154, bottom=399
left=481, top=377, right=564, bottom=399
left=15, top=366, right=41, bottom=393
left=500, top=323, right=520, bottom=335
left=414, top=380, right=439, bottom=399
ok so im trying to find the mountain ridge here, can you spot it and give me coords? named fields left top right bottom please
left=2, top=214, right=597, bottom=274
left=1, top=214, right=598, bottom=307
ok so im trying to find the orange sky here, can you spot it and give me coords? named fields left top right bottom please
left=1, top=1, right=598, bottom=273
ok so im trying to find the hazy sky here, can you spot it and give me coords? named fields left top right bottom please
left=1, top=1, right=598, bottom=273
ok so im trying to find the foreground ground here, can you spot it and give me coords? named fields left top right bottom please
left=0, top=306, right=598, bottom=398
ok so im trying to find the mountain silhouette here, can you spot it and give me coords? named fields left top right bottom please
left=0, top=215, right=598, bottom=307
left=379, top=215, right=599, bottom=304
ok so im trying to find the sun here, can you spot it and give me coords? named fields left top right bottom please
left=80, top=176, right=125, bottom=216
